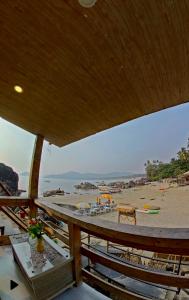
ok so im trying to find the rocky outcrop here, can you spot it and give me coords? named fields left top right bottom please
left=74, top=182, right=97, bottom=190
left=0, top=163, right=19, bottom=195
left=106, top=178, right=148, bottom=190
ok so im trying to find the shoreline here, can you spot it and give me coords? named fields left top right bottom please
left=41, top=182, right=189, bottom=228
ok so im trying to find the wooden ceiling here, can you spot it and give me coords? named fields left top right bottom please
left=0, top=0, right=189, bottom=146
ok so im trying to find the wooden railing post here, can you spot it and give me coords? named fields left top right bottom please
left=68, top=223, right=82, bottom=285
left=28, top=135, right=44, bottom=218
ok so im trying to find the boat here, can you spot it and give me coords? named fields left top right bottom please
left=43, top=188, right=64, bottom=197
left=109, top=187, right=122, bottom=193
left=98, top=185, right=109, bottom=192
left=98, top=186, right=121, bottom=193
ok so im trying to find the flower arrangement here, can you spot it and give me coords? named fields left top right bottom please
left=28, top=219, right=45, bottom=252
left=28, top=219, right=44, bottom=239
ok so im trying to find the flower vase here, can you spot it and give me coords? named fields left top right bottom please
left=36, top=237, right=44, bottom=253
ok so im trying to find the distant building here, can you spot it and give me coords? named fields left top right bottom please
left=178, top=171, right=189, bottom=186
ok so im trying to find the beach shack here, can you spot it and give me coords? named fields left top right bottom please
left=1, top=1, right=189, bottom=299
left=178, top=171, right=189, bottom=186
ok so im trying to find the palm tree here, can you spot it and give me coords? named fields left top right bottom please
left=187, top=138, right=189, bottom=149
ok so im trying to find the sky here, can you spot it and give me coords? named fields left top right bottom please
left=0, top=102, right=189, bottom=176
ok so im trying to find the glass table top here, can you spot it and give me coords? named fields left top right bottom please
left=10, top=233, right=70, bottom=278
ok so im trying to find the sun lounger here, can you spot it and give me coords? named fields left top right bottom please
left=104, top=206, right=111, bottom=213
left=89, top=208, right=97, bottom=216
left=99, top=207, right=105, bottom=214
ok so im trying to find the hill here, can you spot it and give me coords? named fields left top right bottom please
left=45, top=171, right=142, bottom=180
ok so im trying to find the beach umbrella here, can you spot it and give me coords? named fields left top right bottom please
left=101, top=193, right=112, bottom=201
left=76, top=202, right=90, bottom=209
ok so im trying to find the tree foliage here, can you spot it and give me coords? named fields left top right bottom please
left=145, top=138, right=189, bottom=181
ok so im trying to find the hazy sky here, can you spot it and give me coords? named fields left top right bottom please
left=1, top=102, right=189, bottom=176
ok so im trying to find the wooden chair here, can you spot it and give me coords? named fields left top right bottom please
left=117, top=206, right=136, bottom=225
left=148, top=253, right=181, bottom=273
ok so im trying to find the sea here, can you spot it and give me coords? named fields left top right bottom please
left=19, top=175, right=138, bottom=197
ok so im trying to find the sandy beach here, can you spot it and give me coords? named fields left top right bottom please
left=42, top=182, right=189, bottom=228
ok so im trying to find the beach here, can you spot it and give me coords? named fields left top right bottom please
left=41, top=182, right=189, bottom=228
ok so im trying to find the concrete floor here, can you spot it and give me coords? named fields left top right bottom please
left=0, top=245, right=34, bottom=300
left=54, top=283, right=110, bottom=300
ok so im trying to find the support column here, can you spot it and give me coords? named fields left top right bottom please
left=28, top=135, right=44, bottom=218
left=68, top=223, right=82, bottom=285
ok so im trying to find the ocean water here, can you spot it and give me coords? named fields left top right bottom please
left=19, top=175, right=136, bottom=197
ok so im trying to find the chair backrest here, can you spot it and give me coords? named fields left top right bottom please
left=0, top=226, right=5, bottom=236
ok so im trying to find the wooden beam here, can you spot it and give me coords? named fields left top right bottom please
left=29, top=134, right=44, bottom=198
left=1, top=207, right=28, bottom=231
left=40, top=219, right=69, bottom=246
left=0, top=181, right=12, bottom=196
left=82, top=269, right=149, bottom=300
left=0, top=235, right=10, bottom=246
left=68, top=223, right=82, bottom=285
left=0, top=197, right=29, bottom=207
left=81, top=246, right=189, bottom=288
left=45, top=220, right=69, bottom=236
left=19, top=206, right=29, bottom=215
left=29, top=134, right=44, bottom=218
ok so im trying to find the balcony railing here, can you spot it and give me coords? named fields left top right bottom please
left=35, top=198, right=189, bottom=299
left=1, top=195, right=189, bottom=299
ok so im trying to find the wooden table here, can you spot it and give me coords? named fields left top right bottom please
left=10, top=233, right=74, bottom=300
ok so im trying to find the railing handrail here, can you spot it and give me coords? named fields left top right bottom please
left=35, top=198, right=189, bottom=255
left=0, top=197, right=29, bottom=206
left=81, top=246, right=189, bottom=288
left=82, top=269, right=150, bottom=300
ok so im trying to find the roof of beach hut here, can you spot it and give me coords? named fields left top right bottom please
left=0, top=1, right=189, bottom=146
left=181, top=171, right=189, bottom=177
left=100, top=194, right=112, bottom=201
